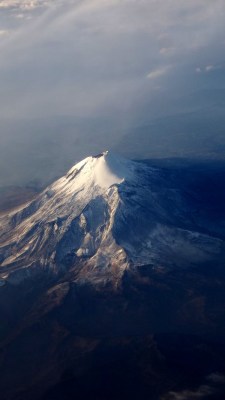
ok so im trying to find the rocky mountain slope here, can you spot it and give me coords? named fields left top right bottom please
left=1, top=151, right=224, bottom=287
left=1, top=152, right=225, bottom=400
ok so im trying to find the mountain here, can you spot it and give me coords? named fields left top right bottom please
left=1, top=150, right=224, bottom=287
left=1, top=152, right=225, bottom=400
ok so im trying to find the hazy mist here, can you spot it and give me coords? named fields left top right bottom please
left=0, top=0, right=225, bottom=186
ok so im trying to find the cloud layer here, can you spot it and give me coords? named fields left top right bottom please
left=0, top=0, right=225, bottom=185
left=0, top=0, right=224, bottom=119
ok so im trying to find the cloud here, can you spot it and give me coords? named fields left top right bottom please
left=159, top=47, right=176, bottom=56
left=205, top=64, right=221, bottom=72
left=0, top=0, right=225, bottom=185
left=147, top=66, right=171, bottom=80
left=195, top=64, right=222, bottom=73
left=0, top=29, right=9, bottom=36
left=0, top=0, right=224, bottom=121
left=163, top=385, right=213, bottom=399
left=0, top=0, right=46, bottom=10
left=207, top=373, right=225, bottom=384
left=162, top=372, right=225, bottom=400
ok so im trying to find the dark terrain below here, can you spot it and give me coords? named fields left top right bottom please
left=0, top=185, right=40, bottom=213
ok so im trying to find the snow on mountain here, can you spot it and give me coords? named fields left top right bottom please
left=66, top=150, right=135, bottom=189
left=0, top=151, right=139, bottom=282
left=0, top=151, right=224, bottom=286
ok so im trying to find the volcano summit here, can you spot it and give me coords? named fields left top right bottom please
left=0, top=151, right=224, bottom=287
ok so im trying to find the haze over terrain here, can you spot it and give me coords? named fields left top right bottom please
left=0, top=0, right=225, bottom=187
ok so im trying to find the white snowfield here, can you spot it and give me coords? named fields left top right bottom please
left=66, top=150, right=135, bottom=189
left=0, top=151, right=224, bottom=286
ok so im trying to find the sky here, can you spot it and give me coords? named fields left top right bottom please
left=0, top=0, right=225, bottom=186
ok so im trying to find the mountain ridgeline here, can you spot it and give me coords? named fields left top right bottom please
left=1, top=152, right=225, bottom=400
left=1, top=151, right=224, bottom=285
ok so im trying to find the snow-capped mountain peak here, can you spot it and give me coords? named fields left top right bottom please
left=0, top=151, right=138, bottom=282
left=0, top=151, right=224, bottom=287
left=62, top=150, right=135, bottom=190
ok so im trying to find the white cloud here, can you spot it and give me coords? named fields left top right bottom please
left=205, top=64, right=221, bottom=72
left=159, top=47, right=176, bottom=56
left=0, top=0, right=46, bottom=9
left=147, top=66, right=171, bottom=80
left=0, top=29, right=9, bottom=36
left=0, top=0, right=225, bottom=186
left=196, top=64, right=222, bottom=73
left=0, top=0, right=224, bottom=121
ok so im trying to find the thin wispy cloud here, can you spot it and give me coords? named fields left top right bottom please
left=195, top=64, right=223, bottom=73
left=162, top=373, right=225, bottom=400
left=205, top=64, right=221, bottom=72
left=0, top=29, right=9, bottom=35
left=147, top=66, right=171, bottom=80
left=163, top=385, right=213, bottom=400
left=159, top=47, right=176, bottom=56
left=0, top=0, right=47, bottom=9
